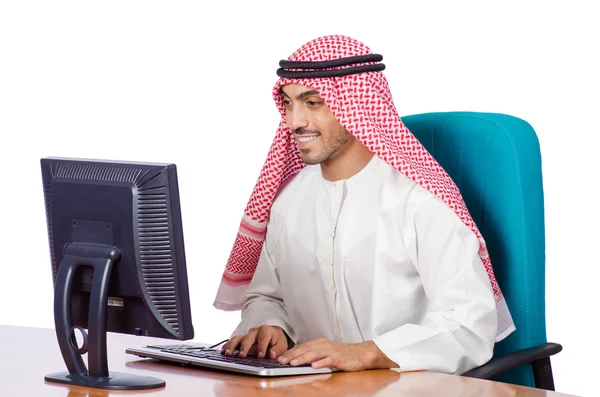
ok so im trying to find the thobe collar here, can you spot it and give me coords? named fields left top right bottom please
left=317, top=154, right=380, bottom=189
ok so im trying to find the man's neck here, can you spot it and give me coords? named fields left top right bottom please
left=320, top=137, right=374, bottom=182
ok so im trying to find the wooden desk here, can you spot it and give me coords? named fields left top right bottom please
left=0, top=325, right=578, bottom=396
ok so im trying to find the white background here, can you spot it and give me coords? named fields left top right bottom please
left=0, top=1, right=597, bottom=396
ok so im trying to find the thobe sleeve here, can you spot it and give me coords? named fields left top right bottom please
left=230, top=223, right=297, bottom=343
left=372, top=196, right=498, bottom=375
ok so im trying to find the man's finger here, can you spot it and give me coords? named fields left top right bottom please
left=239, top=329, right=259, bottom=358
left=289, top=350, right=325, bottom=366
left=269, top=332, right=289, bottom=359
left=311, top=355, right=334, bottom=369
left=223, top=335, right=244, bottom=356
left=279, top=338, right=329, bottom=363
left=278, top=342, right=310, bottom=364
left=255, top=326, right=276, bottom=358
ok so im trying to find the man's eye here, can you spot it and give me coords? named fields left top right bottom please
left=282, top=99, right=292, bottom=107
left=307, top=100, right=323, bottom=107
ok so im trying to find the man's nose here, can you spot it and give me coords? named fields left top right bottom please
left=286, top=107, right=309, bottom=132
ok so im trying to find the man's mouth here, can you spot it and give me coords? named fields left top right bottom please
left=297, top=135, right=319, bottom=143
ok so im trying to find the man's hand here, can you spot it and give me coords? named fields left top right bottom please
left=221, top=325, right=291, bottom=359
left=277, top=338, right=398, bottom=371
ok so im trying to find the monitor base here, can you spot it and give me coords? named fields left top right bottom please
left=45, top=371, right=165, bottom=390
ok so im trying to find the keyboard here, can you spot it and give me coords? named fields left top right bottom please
left=126, top=343, right=335, bottom=377
left=147, top=344, right=311, bottom=368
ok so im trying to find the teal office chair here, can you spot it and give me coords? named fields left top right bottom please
left=401, top=112, right=562, bottom=390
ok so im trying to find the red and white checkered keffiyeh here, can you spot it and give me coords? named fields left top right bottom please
left=214, top=35, right=514, bottom=340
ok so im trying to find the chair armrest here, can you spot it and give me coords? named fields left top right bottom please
left=462, top=342, right=562, bottom=380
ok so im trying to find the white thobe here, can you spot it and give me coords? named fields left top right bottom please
left=231, top=155, right=498, bottom=375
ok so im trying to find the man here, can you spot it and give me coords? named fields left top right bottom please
left=213, top=35, right=515, bottom=375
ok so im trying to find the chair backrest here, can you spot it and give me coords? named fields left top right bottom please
left=401, top=112, right=547, bottom=388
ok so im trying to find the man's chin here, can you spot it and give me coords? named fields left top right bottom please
left=299, top=154, right=323, bottom=165
left=299, top=150, right=319, bottom=165
left=301, top=158, right=321, bottom=165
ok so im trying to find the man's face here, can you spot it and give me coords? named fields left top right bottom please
left=280, top=84, right=350, bottom=165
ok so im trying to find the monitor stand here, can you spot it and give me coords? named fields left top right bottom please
left=45, top=242, right=166, bottom=390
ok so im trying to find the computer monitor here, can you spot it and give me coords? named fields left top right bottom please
left=40, top=157, right=194, bottom=390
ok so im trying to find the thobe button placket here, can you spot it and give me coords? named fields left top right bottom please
left=329, top=182, right=344, bottom=342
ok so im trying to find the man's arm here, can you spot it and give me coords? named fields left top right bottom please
left=370, top=195, right=498, bottom=374
left=224, top=220, right=296, bottom=358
